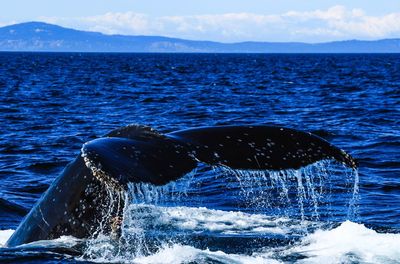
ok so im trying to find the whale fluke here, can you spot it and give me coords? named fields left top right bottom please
left=82, top=125, right=357, bottom=187
left=169, top=125, right=357, bottom=170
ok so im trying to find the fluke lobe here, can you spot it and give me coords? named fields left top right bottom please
left=6, top=124, right=357, bottom=247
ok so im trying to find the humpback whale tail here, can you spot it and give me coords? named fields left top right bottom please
left=82, top=125, right=357, bottom=187
left=6, top=124, right=357, bottom=248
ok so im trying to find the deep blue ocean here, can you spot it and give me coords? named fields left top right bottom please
left=0, top=53, right=399, bottom=263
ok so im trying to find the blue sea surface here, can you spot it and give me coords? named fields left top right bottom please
left=0, top=53, right=399, bottom=263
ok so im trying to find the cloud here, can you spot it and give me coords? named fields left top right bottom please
left=38, top=13, right=150, bottom=35
left=0, top=21, right=17, bottom=28
left=37, top=6, right=400, bottom=42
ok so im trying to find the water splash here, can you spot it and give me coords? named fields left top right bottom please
left=80, top=176, right=199, bottom=262
left=216, top=160, right=359, bottom=222
left=80, top=160, right=359, bottom=262
left=347, top=169, right=360, bottom=220
left=81, top=185, right=125, bottom=261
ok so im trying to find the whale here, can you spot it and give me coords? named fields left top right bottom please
left=5, top=124, right=357, bottom=247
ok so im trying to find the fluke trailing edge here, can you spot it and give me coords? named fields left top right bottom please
left=6, top=124, right=357, bottom=247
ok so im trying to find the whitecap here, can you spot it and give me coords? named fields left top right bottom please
left=0, top=229, right=14, bottom=247
left=284, top=221, right=400, bottom=263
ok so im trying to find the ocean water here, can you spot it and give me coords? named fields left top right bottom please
left=0, top=53, right=399, bottom=263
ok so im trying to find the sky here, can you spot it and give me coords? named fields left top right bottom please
left=1, top=0, right=400, bottom=42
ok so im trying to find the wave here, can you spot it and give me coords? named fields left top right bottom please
left=132, top=244, right=279, bottom=264
left=75, top=203, right=400, bottom=263
left=2, top=214, right=400, bottom=263
left=81, top=216, right=400, bottom=263
left=280, top=221, right=400, bottom=263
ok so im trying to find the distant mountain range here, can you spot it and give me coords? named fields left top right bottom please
left=1, top=22, right=400, bottom=53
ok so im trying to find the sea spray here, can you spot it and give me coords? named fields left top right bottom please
left=216, top=160, right=359, bottom=222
